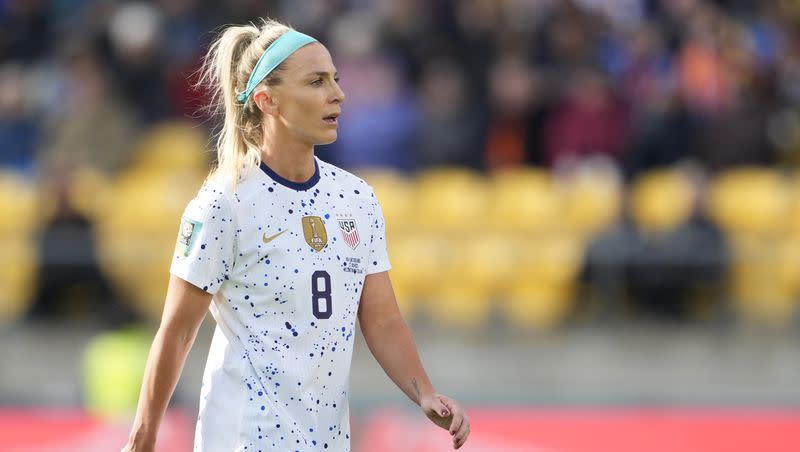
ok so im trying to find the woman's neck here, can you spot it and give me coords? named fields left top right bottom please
left=260, top=125, right=316, bottom=183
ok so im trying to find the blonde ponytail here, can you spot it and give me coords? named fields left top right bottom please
left=197, top=19, right=293, bottom=185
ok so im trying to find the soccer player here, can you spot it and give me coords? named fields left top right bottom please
left=121, top=19, right=470, bottom=452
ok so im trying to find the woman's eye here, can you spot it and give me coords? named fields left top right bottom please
left=311, top=79, right=323, bottom=86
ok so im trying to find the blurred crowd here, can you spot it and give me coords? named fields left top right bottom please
left=2, top=0, right=800, bottom=326
left=4, top=0, right=800, bottom=175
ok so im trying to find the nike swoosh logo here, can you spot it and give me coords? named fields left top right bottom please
left=262, top=229, right=287, bottom=244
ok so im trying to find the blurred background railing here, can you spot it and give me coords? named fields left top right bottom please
left=3, top=1, right=800, bottom=451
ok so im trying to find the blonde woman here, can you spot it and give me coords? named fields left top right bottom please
left=122, top=19, right=470, bottom=452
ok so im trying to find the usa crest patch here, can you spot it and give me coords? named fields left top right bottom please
left=337, top=216, right=360, bottom=249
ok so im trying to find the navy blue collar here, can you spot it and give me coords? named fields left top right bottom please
left=259, top=158, right=320, bottom=191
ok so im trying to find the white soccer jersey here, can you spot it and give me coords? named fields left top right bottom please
left=170, top=156, right=391, bottom=452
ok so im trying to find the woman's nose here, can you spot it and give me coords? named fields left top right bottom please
left=331, top=82, right=345, bottom=104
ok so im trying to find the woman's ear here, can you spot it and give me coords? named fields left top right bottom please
left=252, top=87, right=279, bottom=116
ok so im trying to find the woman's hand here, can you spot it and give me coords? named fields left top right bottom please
left=420, top=393, right=471, bottom=449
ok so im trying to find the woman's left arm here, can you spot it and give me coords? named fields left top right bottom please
left=358, top=271, right=471, bottom=450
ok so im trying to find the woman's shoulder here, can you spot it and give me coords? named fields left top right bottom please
left=189, top=174, right=237, bottom=214
left=201, top=165, right=265, bottom=203
left=317, top=158, right=375, bottom=199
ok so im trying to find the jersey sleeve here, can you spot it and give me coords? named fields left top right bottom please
left=170, top=183, right=237, bottom=294
left=365, top=191, right=392, bottom=275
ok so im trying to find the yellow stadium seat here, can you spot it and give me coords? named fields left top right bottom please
left=729, top=234, right=799, bottom=327
left=386, top=233, right=451, bottom=320
left=708, top=168, right=796, bottom=325
left=560, top=165, right=622, bottom=236
left=427, top=281, right=494, bottom=329
left=504, top=279, right=574, bottom=330
left=630, top=169, right=695, bottom=234
left=778, top=235, right=800, bottom=297
left=131, top=121, right=211, bottom=174
left=785, top=173, right=800, bottom=234
left=459, top=234, right=518, bottom=293
left=100, top=230, right=175, bottom=320
left=0, top=171, right=39, bottom=234
left=413, top=167, right=489, bottom=233
left=68, top=167, right=113, bottom=221
left=103, top=168, right=204, bottom=231
left=499, top=234, right=583, bottom=329
left=0, top=172, right=40, bottom=323
left=424, top=234, right=517, bottom=328
left=355, top=168, right=415, bottom=233
left=96, top=169, right=204, bottom=320
left=708, top=167, right=790, bottom=235
left=0, top=238, right=37, bottom=323
left=135, top=258, right=174, bottom=319
left=488, top=168, right=561, bottom=233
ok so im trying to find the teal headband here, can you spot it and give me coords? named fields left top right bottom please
left=237, top=30, right=318, bottom=103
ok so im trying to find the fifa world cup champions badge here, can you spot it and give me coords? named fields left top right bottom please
left=302, top=216, right=328, bottom=252
left=176, top=217, right=203, bottom=256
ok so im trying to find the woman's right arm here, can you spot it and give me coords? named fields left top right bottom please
left=122, top=274, right=212, bottom=452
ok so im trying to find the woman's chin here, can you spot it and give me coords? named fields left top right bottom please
left=317, top=131, right=338, bottom=145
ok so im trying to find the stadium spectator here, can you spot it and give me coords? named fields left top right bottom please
left=415, top=58, right=485, bottom=169
left=483, top=52, right=544, bottom=169
left=0, top=63, right=39, bottom=173
left=323, top=11, right=419, bottom=171
left=543, top=66, right=630, bottom=169
left=38, top=37, right=138, bottom=177
left=628, top=166, right=729, bottom=320
left=106, top=2, right=171, bottom=123
left=27, top=37, right=136, bottom=324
